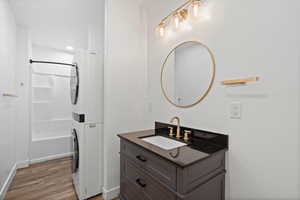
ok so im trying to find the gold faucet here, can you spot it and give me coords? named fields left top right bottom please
left=183, top=130, right=192, bottom=142
left=170, top=116, right=181, bottom=139
left=168, top=127, right=174, bottom=137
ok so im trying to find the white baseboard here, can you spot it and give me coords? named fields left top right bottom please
left=17, top=152, right=72, bottom=169
left=103, top=186, right=120, bottom=200
left=30, top=136, right=72, bottom=161
left=30, top=152, right=73, bottom=164
left=0, top=164, right=17, bottom=200
left=16, top=160, right=30, bottom=169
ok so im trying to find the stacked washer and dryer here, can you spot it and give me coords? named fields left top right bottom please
left=70, top=49, right=103, bottom=200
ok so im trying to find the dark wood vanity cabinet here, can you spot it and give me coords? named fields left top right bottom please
left=120, top=139, right=226, bottom=200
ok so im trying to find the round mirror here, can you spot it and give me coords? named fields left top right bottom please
left=161, top=41, right=216, bottom=108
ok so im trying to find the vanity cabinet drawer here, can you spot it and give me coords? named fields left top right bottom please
left=123, top=156, right=176, bottom=200
left=121, top=140, right=177, bottom=189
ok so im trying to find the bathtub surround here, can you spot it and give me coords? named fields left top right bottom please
left=30, top=45, right=74, bottom=160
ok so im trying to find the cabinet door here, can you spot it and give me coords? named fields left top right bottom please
left=182, top=172, right=225, bottom=200
left=123, top=156, right=176, bottom=200
left=120, top=177, right=149, bottom=200
left=121, top=154, right=149, bottom=200
left=177, top=152, right=225, bottom=194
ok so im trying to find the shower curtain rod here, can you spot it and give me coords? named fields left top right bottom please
left=29, top=59, right=76, bottom=67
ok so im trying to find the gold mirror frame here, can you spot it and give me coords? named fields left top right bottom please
left=160, top=41, right=216, bottom=108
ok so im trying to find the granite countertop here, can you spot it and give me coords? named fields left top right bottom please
left=118, top=129, right=227, bottom=167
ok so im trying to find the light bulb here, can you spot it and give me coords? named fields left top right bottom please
left=173, top=13, right=180, bottom=30
left=158, top=23, right=165, bottom=38
left=192, top=0, right=201, bottom=18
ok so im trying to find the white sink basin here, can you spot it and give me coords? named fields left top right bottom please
left=141, top=136, right=187, bottom=150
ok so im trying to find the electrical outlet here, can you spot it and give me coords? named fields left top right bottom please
left=230, top=102, right=242, bottom=119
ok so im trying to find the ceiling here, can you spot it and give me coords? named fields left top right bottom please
left=9, top=0, right=104, bottom=50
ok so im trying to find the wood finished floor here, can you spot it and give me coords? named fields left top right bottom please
left=5, top=157, right=118, bottom=200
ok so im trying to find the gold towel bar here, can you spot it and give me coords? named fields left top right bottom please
left=2, top=93, right=18, bottom=97
left=222, top=77, right=260, bottom=85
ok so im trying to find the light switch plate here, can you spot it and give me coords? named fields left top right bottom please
left=230, top=102, right=242, bottom=119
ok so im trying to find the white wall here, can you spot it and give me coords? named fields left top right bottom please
left=14, top=27, right=31, bottom=168
left=103, top=0, right=149, bottom=198
left=0, top=0, right=17, bottom=196
left=146, top=0, right=300, bottom=199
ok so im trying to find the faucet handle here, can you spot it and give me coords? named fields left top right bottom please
left=183, top=130, right=192, bottom=142
left=168, top=127, right=174, bottom=137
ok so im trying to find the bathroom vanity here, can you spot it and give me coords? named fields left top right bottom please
left=118, top=122, right=228, bottom=200
left=117, top=36, right=226, bottom=200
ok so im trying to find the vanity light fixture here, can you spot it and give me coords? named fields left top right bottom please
left=192, top=0, right=201, bottom=17
left=173, top=12, right=181, bottom=30
left=158, top=22, right=166, bottom=37
left=157, top=0, right=206, bottom=38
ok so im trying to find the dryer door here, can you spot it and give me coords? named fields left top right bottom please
left=70, top=64, right=79, bottom=105
left=72, top=129, right=79, bottom=173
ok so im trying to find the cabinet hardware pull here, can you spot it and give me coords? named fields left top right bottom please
left=136, top=178, right=146, bottom=188
left=136, top=155, right=147, bottom=162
